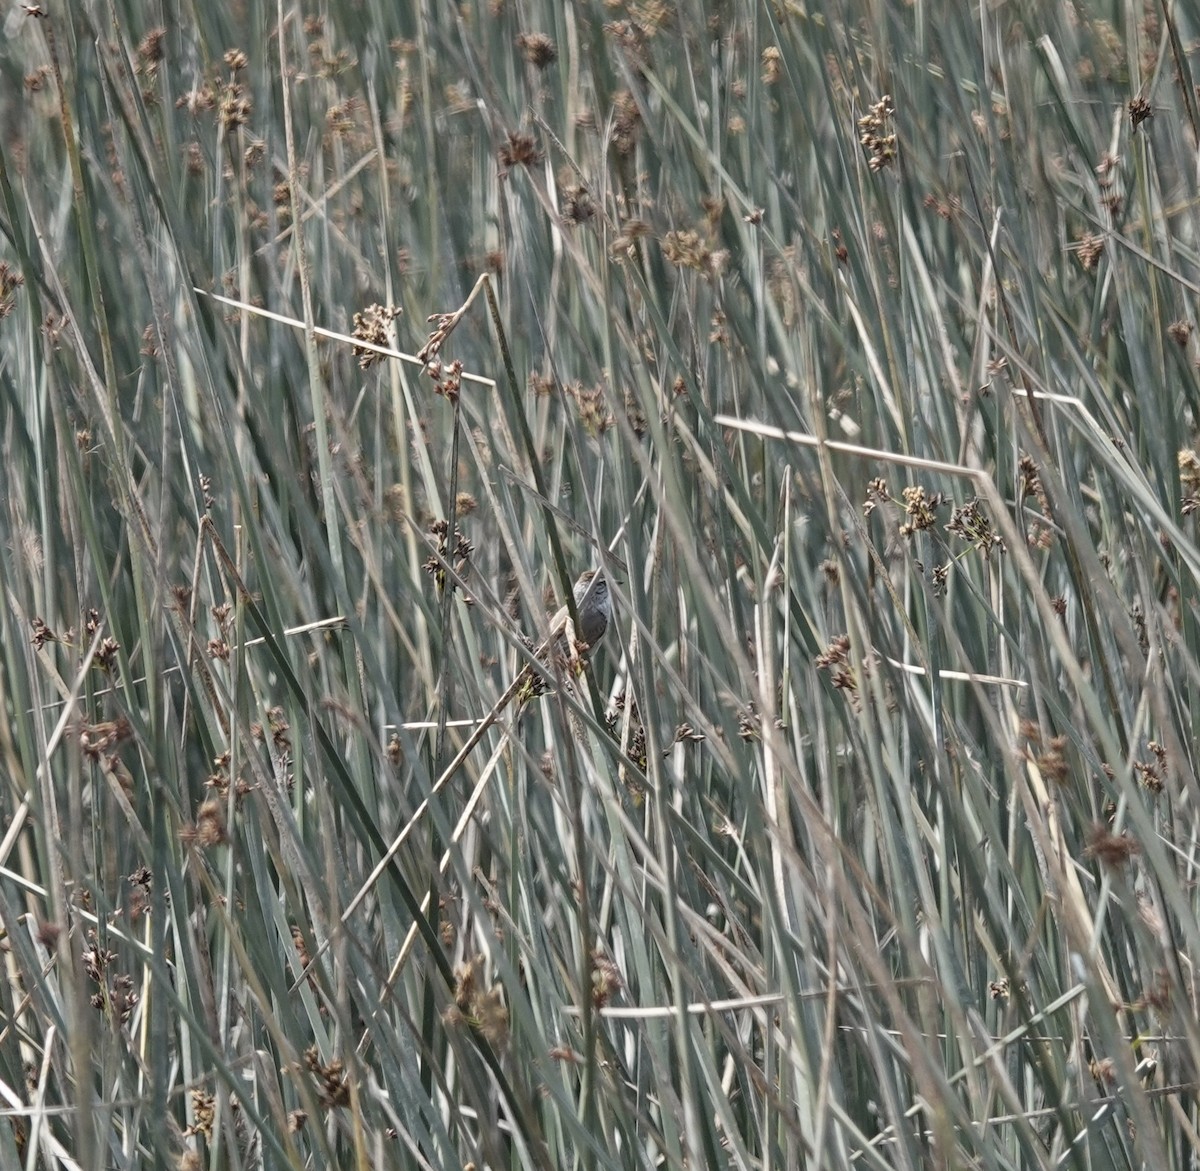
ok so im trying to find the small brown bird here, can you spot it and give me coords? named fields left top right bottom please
left=568, top=569, right=611, bottom=648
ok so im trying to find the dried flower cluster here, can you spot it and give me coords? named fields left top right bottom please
left=184, top=1089, right=216, bottom=1140
left=661, top=228, right=728, bottom=277
left=611, top=89, right=642, bottom=155
left=423, top=518, right=473, bottom=595
left=1095, top=151, right=1123, bottom=219
left=898, top=485, right=945, bottom=536
left=174, top=72, right=252, bottom=128
left=415, top=309, right=469, bottom=401
left=591, top=950, right=624, bottom=1007
left=1075, top=232, right=1104, bottom=271
left=1032, top=734, right=1069, bottom=785
left=1180, top=449, right=1200, bottom=515
left=250, top=705, right=292, bottom=755
left=864, top=478, right=951, bottom=537
left=516, top=31, right=557, bottom=68
left=606, top=691, right=648, bottom=778
left=1134, top=741, right=1167, bottom=793
left=1019, top=454, right=1054, bottom=547
left=922, top=192, right=961, bottom=221
left=815, top=634, right=856, bottom=694
left=761, top=46, right=782, bottom=85
left=560, top=182, right=595, bottom=225
left=603, top=20, right=651, bottom=72
left=0, top=260, right=25, bottom=317
left=307, top=17, right=354, bottom=79
left=78, top=716, right=132, bottom=760
left=84, top=933, right=139, bottom=1025
left=350, top=302, right=402, bottom=369
left=566, top=380, right=614, bottom=436
left=609, top=217, right=652, bottom=259
left=862, top=477, right=891, bottom=515
left=946, top=498, right=1004, bottom=556
left=302, top=1046, right=350, bottom=1108
left=858, top=95, right=897, bottom=171
left=445, top=955, right=509, bottom=1048
left=417, top=311, right=455, bottom=365
left=497, top=130, right=542, bottom=177
left=1086, top=824, right=1139, bottom=870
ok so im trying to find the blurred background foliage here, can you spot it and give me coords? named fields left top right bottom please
left=2, top=0, right=1200, bottom=1167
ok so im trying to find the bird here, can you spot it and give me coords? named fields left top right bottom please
left=568, top=568, right=611, bottom=649
left=512, top=569, right=610, bottom=703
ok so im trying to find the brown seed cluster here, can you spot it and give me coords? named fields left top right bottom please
left=184, top=1089, right=216, bottom=1139
left=946, top=498, right=1004, bottom=556
left=306, top=17, right=354, bottom=79
left=83, top=933, right=139, bottom=1025
left=1180, top=449, right=1200, bottom=515
left=661, top=228, right=727, bottom=277
left=78, top=716, right=132, bottom=760
left=606, top=692, right=648, bottom=780
left=249, top=706, right=292, bottom=755
left=174, top=72, right=252, bottom=129
left=761, top=46, right=782, bottom=86
left=136, top=27, right=166, bottom=69
left=0, top=261, right=25, bottom=318
left=899, top=485, right=944, bottom=536
left=426, top=355, right=463, bottom=401
left=516, top=626, right=588, bottom=704
left=1086, top=824, right=1139, bottom=870
left=497, top=130, right=542, bottom=176
left=922, top=192, right=961, bottom=221
left=858, top=95, right=897, bottom=171
left=415, top=308, right=471, bottom=401
left=131, top=26, right=166, bottom=100
left=1095, top=151, right=1123, bottom=219
left=611, top=89, right=642, bottom=155
left=1134, top=741, right=1167, bottom=793
left=302, top=1046, right=350, bottom=1108
left=560, top=182, right=595, bottom=225
left=1075, top=232, right=1105, bottom=271
left=1019, top=454, right=1054, bottom=547
left=862, top=476, right=891, bottom=516
left=205, top=746, right=253, bottom=801
left=325, top=96, right=368, bottom=145
left=1029, top=734, right=1069, bottom=784
left=189, top=799, right=228, bottom=847
left=446, top=956, right=509, bottom=1048
left=864, top=478, right=957, bottom=539
left=1128, top=95, right=1152, bottom=131
left=1167, top=320, right=1191, bottom=348
left=591, top=950, right=624, bottom=1007
left=516, top=31, right=557, bottom=68
left=815, top=634, right=856, bottom=694
left=603, top=20, right=651, bottom=72
left=422, top=518, right=473, bottom=596
left=350, top=302, right=402, bottom=369
left=566, top=380, right=614, bottom=436
left=124, top=866, right=152, bottom=921
left=609, top=217, right=652, bottom=259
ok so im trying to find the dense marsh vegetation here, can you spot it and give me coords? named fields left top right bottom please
left=2, top=1, right=1200, bottom=1167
